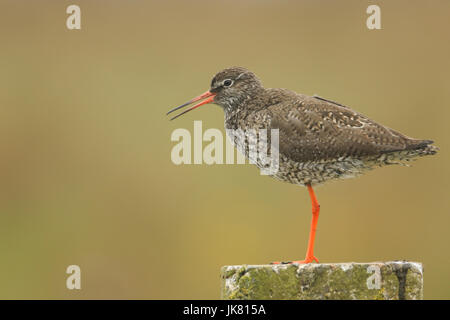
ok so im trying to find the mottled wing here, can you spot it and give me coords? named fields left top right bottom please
left=269, top=95, right=429, bottom=163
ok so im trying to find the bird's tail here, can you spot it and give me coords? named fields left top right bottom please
left=407, top=139, right=439, bottom=157
left=380, top=140, right=438, bottom=166
left=395, top=140, right=439, bottom=165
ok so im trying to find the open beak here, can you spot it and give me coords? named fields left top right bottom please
left=167, top=91, right=216, bottom=120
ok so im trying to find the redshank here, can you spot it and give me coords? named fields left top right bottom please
left=167, top=67, right=438, bottom=264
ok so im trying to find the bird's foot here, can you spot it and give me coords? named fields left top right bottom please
left=271, top=256, right=319, bottom=265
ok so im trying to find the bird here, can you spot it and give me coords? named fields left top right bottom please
left=166, top=66, right=438, bottom=264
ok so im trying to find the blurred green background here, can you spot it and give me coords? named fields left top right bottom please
left=0, top=0, right=449, bottom=299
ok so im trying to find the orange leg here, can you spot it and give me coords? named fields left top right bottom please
left=272, top=184, right=320, bottom=264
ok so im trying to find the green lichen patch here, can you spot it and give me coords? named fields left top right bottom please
left=221, top=261, right=423, bottom=300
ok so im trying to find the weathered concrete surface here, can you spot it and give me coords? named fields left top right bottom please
left=221, top=261, right=423, bottom=300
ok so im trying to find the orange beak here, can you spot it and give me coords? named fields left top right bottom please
left=167, top=91, right=216, bottom=120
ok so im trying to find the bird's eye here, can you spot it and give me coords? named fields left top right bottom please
left=223, top=79, right=233, bottom=87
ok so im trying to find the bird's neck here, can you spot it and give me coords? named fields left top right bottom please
left=223, top=88, right=268, bottom=124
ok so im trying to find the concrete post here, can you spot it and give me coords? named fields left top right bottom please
left=221, top=261, right=423, bottom=300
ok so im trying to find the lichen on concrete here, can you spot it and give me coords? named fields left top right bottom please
left=220, top=261, right=423, bottom=300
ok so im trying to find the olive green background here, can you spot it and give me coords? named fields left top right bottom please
left=0, top=0, right=449, bottom=299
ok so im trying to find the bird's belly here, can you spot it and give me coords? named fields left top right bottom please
left=273, top=155, right=375, bottom=186
left=225, top=124, right=379, bottom=186
left=227, top=129, right=373, bottom=185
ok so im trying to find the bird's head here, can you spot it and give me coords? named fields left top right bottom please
left=167, top=67, right=263, bottom=120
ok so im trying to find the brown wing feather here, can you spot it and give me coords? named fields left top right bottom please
left=268, top=94, right=428, bottom=163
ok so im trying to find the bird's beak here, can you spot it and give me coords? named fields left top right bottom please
left=167, top=91, right=216, bottom=120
